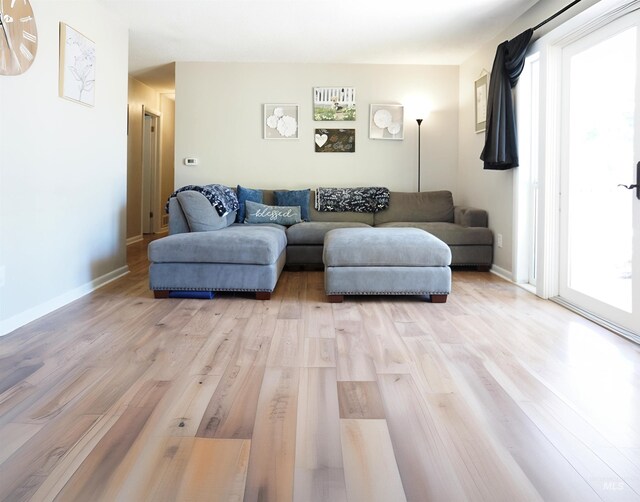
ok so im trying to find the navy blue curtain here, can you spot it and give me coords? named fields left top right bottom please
left=480, top=28, right=534, bottom=170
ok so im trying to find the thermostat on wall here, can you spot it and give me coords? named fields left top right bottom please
left=184, top=157, right=199, bottom=166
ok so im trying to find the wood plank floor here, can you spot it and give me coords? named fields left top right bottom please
left=1, top=237, right=640, bottom=501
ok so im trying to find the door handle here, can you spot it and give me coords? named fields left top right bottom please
left=618, top=162, right=640, bottom=200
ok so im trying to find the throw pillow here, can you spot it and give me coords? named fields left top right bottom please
left=236, top=185, right=263, bottom=223
left=244, top=200, right=302, bottom=226
left=176, top=191, right=235, bottom=231
left=274, top=189, right=311, bottom=221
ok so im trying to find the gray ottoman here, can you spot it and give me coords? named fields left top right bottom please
left=323, top=227, right=451, bottom=303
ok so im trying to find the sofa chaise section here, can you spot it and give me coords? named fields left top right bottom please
left=148, top=222, right=287, bottom=300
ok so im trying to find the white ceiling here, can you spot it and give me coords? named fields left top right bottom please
left=102, top=0, right=541, bottom=92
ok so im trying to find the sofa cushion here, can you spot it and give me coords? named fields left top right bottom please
left=274, top=189, right=311, bottom=221
left=286, top=221, right=371, bottom=245
left=245, top=201, right=302, bottom=225
left=148, top=225, right=287, bottom=265
left=376, top=222, right=493, bottom=246
left=323, top=228, right=451, bottom=267
left=374, top=191, right=455, bottom=225
left=236, top=185, right=263, bottom=223
left=176, top=191, right=236, bottom=232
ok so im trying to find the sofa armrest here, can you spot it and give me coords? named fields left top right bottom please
left=168, top=197, right=190, bottom=234
left=454, top=206, right=488, bottom=227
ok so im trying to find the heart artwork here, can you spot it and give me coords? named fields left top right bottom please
left=315, top=133, right=328, bottom=148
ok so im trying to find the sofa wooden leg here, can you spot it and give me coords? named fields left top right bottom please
left=153, top=290, right=171, bottom=299
left=256, top=291, right=271, bottom=300
left=327, top=295, right=344, bottom=303
left=430, top=294, right=448, bottom=303
left=477, top=265, right=491, bottom=272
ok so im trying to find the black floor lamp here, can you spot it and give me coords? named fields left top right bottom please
left=416, top=118, right=423, bottom=192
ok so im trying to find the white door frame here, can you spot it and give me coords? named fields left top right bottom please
left=514, top=52, right=541, bottom=289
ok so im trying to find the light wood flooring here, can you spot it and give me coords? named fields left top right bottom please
left=1, top=237, right=640, bottom=501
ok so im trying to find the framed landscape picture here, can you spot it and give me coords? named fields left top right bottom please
left=369, top=104, right=404, bottom=140
left=314, top=129, right=355, bottom=152
left=264, top=104, right=299, bottom=139
left=313, top=87, right=356, bottom=121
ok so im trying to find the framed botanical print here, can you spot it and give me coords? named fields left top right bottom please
left=475, top=73, right=489, bottom=133
left=59, top=23, right=96, bottom=107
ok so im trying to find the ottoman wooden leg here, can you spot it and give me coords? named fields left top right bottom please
left=327, top=295, right=344, bottom=303
left=430, top=294, right=448, bottom=303
left=256, top=292, right=272, bottom=301
left=153, top=290, right=171, bottom=298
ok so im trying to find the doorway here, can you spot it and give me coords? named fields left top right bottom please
left=558, top=9, right=640, bottom=337
left=142, top=110, right=160, bottom=234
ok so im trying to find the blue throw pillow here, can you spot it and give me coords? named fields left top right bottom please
left=245, top=201, right=302, bottom=225
left=274, top=189, right=311, bottom=221
left=236, top=185, right=263, bottom=223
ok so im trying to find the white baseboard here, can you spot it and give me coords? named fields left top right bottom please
left=489, top=264, right=513, bottom=283
left=0, top=266, right=130, bottom=337
left=126, top=235, right=143, bottom=246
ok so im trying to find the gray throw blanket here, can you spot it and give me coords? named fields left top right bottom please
left=166, top=184, right=239, bottom=216
left=315, top=187, right=390, bottom=213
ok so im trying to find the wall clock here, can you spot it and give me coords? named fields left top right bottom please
left=0, top=0, right=38, bottom=76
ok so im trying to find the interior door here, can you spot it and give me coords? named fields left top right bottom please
left=142, top=113, right=158, bottom=234
left=559, top=9, right=640, bottom=338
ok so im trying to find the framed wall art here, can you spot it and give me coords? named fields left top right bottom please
left=313, top=87, right=356, bottom=121
left=369, top=104, right=404, bottom=140
left=475, top=72, right=489, bottom=133
left=59, top=23, right=96, bottom=107
left=264, top=104, right=299, bottom=139
left=314, top=129, right=355, bottom=153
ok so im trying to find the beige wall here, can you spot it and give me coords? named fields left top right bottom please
left=160, top=95, right=176, bottom=226
left=175, top=63, right=459, bottom=192
left=457, top=0, right=602, bottom=276
left=127, top=77, right=159, bottom=240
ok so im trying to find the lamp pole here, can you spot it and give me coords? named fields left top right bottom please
left=416, top=118, right=423, bottom=192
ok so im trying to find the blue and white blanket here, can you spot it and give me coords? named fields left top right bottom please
left=315, top=186, right=390, bottom=213
left=166, top=184, right=239, bottom=216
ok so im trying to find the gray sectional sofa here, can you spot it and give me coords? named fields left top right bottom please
left=148, top=188, right=493, bottom=299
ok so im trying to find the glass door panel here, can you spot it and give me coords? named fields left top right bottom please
left=559, top=11, right=639, bottom=336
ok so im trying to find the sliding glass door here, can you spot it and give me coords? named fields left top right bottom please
left=559, top=9, right=640, bottom=337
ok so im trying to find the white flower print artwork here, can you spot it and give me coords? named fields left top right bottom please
left=264, top=104, right=299, bottom=139
left=369, top=104, right=404, bottom=140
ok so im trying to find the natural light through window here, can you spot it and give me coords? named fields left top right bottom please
left=567, top=27, right=636, bottom=312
